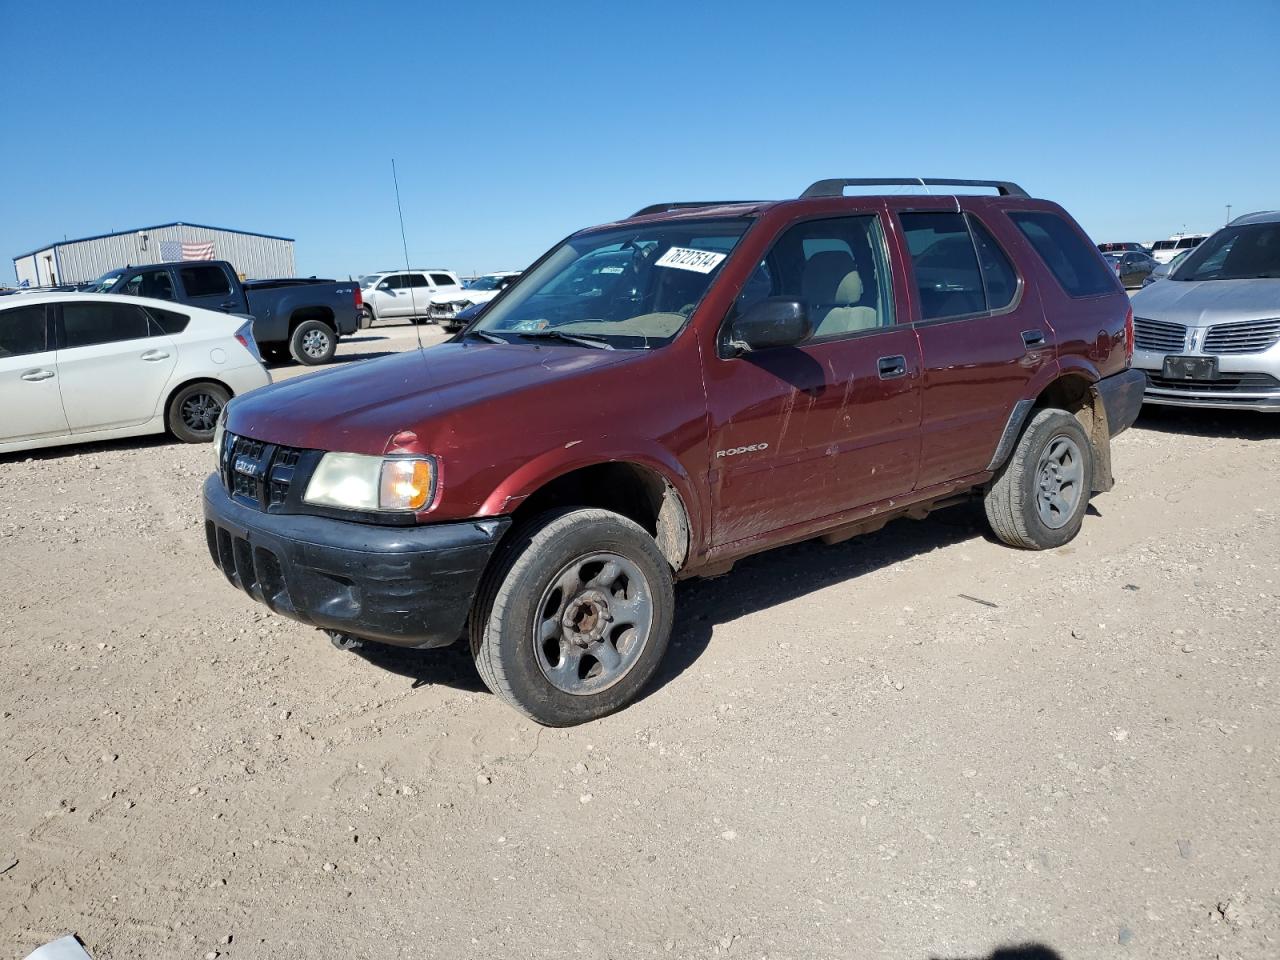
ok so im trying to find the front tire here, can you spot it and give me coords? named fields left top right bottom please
left=167, top=382, right=230, bottom=443
left=470, top=508, right=674, bottom=726
left=984, top=407, right=1094, bottom=550
left=289, top=319, right=337, bottom=365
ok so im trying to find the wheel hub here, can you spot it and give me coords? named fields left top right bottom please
left=1034, top=434, right=1084, bottom=529
left=533, top=552, right=654, bottom=696
left=562, top=589, right=612, bottom=646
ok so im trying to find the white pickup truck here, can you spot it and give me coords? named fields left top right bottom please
left=358, top=269, right=463, bottom=325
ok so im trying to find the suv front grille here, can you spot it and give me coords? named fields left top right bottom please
left=1146, top=372, right=1280, bottom=394
left=1133, top=316, right=1186, bottom=353
left=1203, top=318, right=1280, bottom=355
left=221, top=433, right=308, bottom=512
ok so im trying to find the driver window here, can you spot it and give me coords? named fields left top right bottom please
left=121, top=269, right=174, bottom=300
left=735, top=215, right=895, bottom=340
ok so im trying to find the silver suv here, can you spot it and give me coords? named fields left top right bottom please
left=1130, top=210, right=1280, bottom=411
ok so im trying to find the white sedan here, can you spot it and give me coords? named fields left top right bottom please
left=0, top=293, right=270, bottom=454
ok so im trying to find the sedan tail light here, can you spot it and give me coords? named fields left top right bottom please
left=234, top=319, right=263, bottom=364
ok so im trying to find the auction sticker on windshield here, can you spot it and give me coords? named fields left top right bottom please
left=655, top=247, right=728, bottom=274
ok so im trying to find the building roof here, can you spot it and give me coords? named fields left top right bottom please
left=13, top=221, right=294, bottom=260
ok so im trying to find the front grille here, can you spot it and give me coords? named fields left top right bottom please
left=1147, top=372, right=1280, bottom=394
left=1203, top=318, right=1280, bottom=355
left=222, top=433, right=308, bottom=512
left=1133, top=316, right=1186, bottom=352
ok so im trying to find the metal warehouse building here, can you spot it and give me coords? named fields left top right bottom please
left=12, top=222, right=295, bottom=287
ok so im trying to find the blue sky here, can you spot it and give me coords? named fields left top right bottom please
left=2, top=0, right=1277, bottom=280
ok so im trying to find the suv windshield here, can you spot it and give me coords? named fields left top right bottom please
left=468, top=274, right=509, bottom=291
left=1173, top=223, right=1280, bottom=281
left=359, top=275, right=383, bottom=288
left=473, top=219, right=751, bottom=348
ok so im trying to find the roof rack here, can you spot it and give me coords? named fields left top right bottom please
left=800, top=178, right=1029, bottom=199
left=630, top=201, right=756, bottom=217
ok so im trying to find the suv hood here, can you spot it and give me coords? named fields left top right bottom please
left=1131, top=277, right=1280, bottom=327
left=226, top=342, right=632, bottom=453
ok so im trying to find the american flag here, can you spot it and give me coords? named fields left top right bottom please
left=159, top=240, right=216, bottom=261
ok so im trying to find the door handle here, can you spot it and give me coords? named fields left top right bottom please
left=219, top=300, right=237, bottom=311
left=877, top=355, right=907, bottom=379
left=140, top=349, right=171, bottom=361
left=21, top=369, right=55, bottom=382
left=1021, top=329, right=1047, bottom=349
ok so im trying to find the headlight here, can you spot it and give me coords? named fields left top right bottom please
left=212, top=409, right=227, bottom=466
left=303, top=453, right=437, bottom=512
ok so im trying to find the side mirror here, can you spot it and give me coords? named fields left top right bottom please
left=725, top=298, right=811, bottom=355
left=378, top=281, right=392, bottom=291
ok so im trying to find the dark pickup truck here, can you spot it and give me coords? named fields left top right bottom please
left=204, top=176, right=1146, bottom=726
left=92, top=259, right=361, bottom=365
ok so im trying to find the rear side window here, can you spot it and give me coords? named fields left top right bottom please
left=0, top=304, right=48, bottom=357
left=180, top=266, right=232, bottom=298
left=146, top=306, right=191, bottom=334
left=62, top=302, right=153, bottom=348
left=901, top=213, right=986, bottom=319
left=429, top=273, right=455, bottom=286
left=1008, top=211, right=1117, bottom=298
left=1175, top=236, right=1203, bottom=249
left=408, top=274, right=431, bottom=288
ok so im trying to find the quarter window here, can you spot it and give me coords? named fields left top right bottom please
left=1009, top=211, right=1117, bottom=297
left=62, top=302, right=153, bottom=348
left=0, top=304, right=48, bottom=358
left=429, top=273, right=455, bottom=286
left=736, top=215, right=895, bottom=340
left=180, top=265, right=231, bottom=298
left=967, top=215, right=1019, bottom=311
left=146, top=306, right=191, bottom=334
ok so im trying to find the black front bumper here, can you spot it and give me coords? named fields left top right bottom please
left=1096, top=367, right=1147, bottom=436
left=203, top=475, right=510, bottom=648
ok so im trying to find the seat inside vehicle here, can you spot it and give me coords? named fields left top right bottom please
left=801, top=251, right=878, bottom=335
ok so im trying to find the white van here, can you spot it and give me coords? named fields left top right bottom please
left=358, top=269, right=463, bottom=324
left=1149, top=233, right=1208, bottom=264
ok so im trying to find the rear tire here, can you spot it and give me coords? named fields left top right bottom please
left=167, top=382, right=230, bottom=443
left=289, top=320, right=337, bottom=365
left=470, top=508, right=674, bottom=726
left=984, top=407, right=1094, bottom=550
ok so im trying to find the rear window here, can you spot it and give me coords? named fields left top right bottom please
left=1175, top=236, right=1204, bottom=249
left=1008, top=211, right=1117, bottom=298
left=1152, top=240, right=1176, bottom=251
left=429, top=273, right=456, bottom=286
left=180, top=265, right=232, bottom=298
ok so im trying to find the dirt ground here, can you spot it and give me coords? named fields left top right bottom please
left=2, top=325, right=1277, bottom=959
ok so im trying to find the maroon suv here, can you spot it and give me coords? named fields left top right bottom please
left=204, top=177, right=1145, bottom=726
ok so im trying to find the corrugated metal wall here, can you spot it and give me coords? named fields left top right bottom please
left=19, top=226, right=295, bottom=283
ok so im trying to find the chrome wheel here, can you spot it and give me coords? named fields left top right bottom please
left=181, top=392, right=223, bottom=433
left=533, top=552, right=654, bottom=696
left=1035, top=434, right=1084, bottom=529
left=301, top=328, right=331, bottom=358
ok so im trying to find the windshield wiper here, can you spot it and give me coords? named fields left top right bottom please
left=516, top=330, right=614, bottom=350
left=465, top=329, right=507, bottom=344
